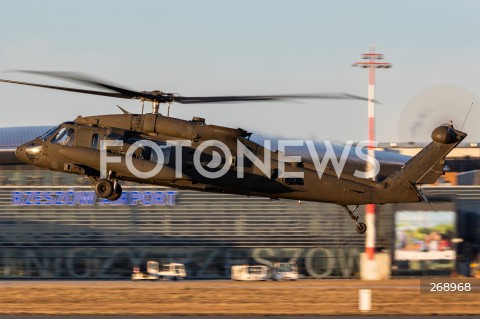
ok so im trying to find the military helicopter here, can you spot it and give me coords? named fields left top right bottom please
left=0, top=71, right=467, bottom=233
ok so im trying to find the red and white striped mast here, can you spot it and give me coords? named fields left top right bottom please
left=352, top=45, right=392, bottom=264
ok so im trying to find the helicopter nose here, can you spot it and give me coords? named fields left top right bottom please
left=16, top=141, right=43, bottom=163
left=15, top=143, right=29, bottom=163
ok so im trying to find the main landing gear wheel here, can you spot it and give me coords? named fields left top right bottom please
left=94, top=179, right=114, bottom=198
left=342, top=205, right=367, bottom=234
left=108, top=183, right=122, bottom=201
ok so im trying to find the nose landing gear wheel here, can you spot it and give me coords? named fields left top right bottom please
left=94, top=179, right=114, bottom=198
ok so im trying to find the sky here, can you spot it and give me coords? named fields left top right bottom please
left=1, top=0, right=480, bottom=143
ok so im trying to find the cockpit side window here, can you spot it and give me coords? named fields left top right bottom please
left=51, top=127, right=75, bottom=146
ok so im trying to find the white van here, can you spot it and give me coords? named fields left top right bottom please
left=132, top=261, right=186, bottom=280
left=231, top=265, right=268, bottom=281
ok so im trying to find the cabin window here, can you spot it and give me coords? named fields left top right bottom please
left=149, top=144, right=171, bottom=165
left=91, top=134, right=99, bottom=149
left=51, top=127, right=75, bottom=146
left=283, top=177, right=304, bottom=186
left=125, top=138, right=171, bottom=164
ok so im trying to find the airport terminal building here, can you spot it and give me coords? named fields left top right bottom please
left=0, top=127, right=479, bottom=279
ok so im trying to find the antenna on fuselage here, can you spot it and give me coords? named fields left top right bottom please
left=461, top=102, right=474, bottom=131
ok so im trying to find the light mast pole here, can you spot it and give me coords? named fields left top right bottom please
left=352, top=45, right=392, bottom=273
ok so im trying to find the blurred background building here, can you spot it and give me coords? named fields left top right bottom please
left=0, top=126, right=479, bottom=279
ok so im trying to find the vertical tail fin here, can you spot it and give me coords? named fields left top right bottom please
left=377, top=125, right=466, bottom=203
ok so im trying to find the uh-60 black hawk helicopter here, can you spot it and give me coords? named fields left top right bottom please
left=0, top=71, right=467, bottom=233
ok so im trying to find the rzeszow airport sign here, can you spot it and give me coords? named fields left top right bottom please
left=11, top=190, right=177, bottom=206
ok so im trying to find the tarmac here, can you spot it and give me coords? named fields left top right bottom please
left=1, top=279, right=479, bottom=316
left=0, top=316, right=477, bottom=319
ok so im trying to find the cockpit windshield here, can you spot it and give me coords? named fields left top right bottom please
left=51, top=127, right=75, bottom=146
left=38, top=126, right=60, bottom=141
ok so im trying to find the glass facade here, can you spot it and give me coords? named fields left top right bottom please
left=3, top=162, right=479, bottom=279
left=0, top=164, right=398, bottom=279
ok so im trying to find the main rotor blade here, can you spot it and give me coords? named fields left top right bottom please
left=15, top=70, right=153, bottom=100
left=9, top=70, right=375, bottom=105
left=0, top=78, right=129, bottom=99
left=175, top=93, right=372, bottom=104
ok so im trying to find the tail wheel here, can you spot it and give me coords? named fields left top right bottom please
left=108, top=183, right=123, bottom=201
left=356, top=222, right=367, bottom=234
left=95, top=179, right=114, bottom=198
left=342, top=205, right=367, bottom=234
